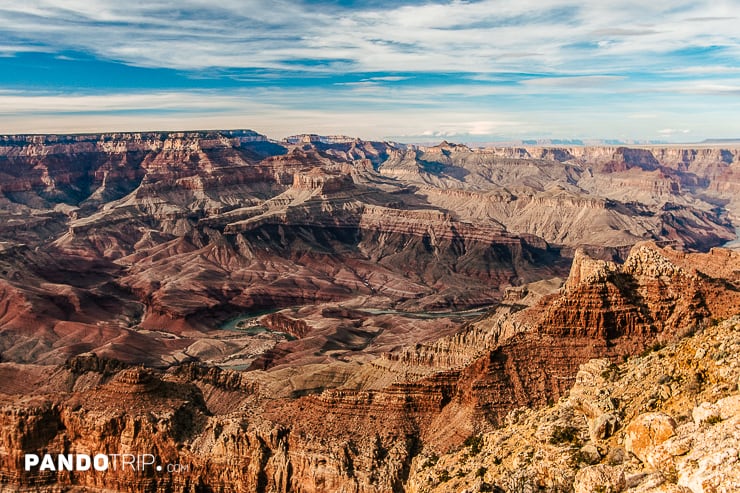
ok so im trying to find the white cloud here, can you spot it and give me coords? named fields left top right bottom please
left=522, top=75, right=626, bottom=88
left=364, top=76, right=411, bottom=82
left=680, top=83, right=740, bottom=95
left=0, top=91, right=261, bottom=114
left=0, top=0, right=737, bottom=75
left=1, top=1, right=740, bottom=141
left=0, top=88, right=530, bottom=140
left=658, top=128, right=691, bottom=135
left=2, top=87, right=739, bottom=143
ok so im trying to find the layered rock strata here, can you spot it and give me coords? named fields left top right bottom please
left=1, top=131, right=740, bottom=491
left=1, top=244, right=738, bottom=492
left=405, top=316, right=740, bottom=493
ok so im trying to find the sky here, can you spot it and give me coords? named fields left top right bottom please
left=0, top=0, right=739, bottom=143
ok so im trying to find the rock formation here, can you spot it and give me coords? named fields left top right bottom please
left=1, top=241, right=738, bottom=492
left=404, top=315, right=740, bottom=493
left=1, top=131, right=740, bottom=492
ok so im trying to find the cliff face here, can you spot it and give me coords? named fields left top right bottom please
left=540, top=244, right=709, bottom=346
left=2, top=243, right=738, bottom=492
left=379, top=144, right=737, bottom=250
left=405, top=316, right=740, bottom=493
left=1, top=132, right=740, bottom=492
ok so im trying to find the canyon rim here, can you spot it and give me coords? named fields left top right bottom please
left=0, top=131, right=739, bottom=492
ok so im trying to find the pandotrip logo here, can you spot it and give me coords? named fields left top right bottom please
left=24, top=454, right=189, bottom=473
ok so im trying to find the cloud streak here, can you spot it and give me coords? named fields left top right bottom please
left=0, top=0, right=737, bottom=74
left=0, top=1, right=739, bottom=141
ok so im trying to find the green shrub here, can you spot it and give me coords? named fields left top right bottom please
left=549, top=426, right=580, bottom=445
left=706, top=415, right=722, bottom=425
left=640, top=341, right=665, bottom=358
left=422, top=453, right=439, bottom=468
left=464, top=433, right=484, bottom=455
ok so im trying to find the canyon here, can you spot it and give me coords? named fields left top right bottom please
left=0, top=131, right=739, bottom=492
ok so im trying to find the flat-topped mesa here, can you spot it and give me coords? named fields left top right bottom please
left=476, top=144, right=740, bottom=166
left=65, top=352, right=128, bottom=375
left=602, top=147, right=662, bottom=172
left=528, top=193, right=609, bottom=210
left=265, top=146, right=337, bottom=168
left=0, top=130, right=269, bottom=156
left=358, top=205, right=514, bottom=243
left=102, top=367, right=162, bottom=395
left=283, top=134, right=359, bottom=145
left=291, top=167, right=355, bottom=193
left=422, top=140, right=472, bottom=153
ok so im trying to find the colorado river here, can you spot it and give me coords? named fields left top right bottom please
left=219, top=308, right=281, bottom=331
left=723, top=226, right=740, bottom=249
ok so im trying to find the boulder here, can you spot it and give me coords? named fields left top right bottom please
left=579, top=443, right=602, bottom=465
left=692, top=402, right=720, bottom=426
left=716, top=395, right=740, bottom=420
left=591, top=412, right=621, bottom=441
left=624, top=413, right=676, bottom=463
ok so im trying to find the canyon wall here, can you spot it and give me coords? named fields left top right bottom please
left=1, top=132, right=739, bottom=491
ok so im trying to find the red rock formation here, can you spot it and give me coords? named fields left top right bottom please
left=2, top=244, right=737, bottom=492
left=1, top=131, right=740, bottom=491
left=260, top=313, right=310, bottom=338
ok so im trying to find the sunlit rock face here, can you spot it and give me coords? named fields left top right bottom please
left=2, top=243, right=738, bottom=492
left=405, top=315, right=740, bottom=493
left=1, top=132, right=739, bottom=492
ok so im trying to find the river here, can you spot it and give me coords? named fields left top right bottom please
left=723, top=226, right=740, bottom=249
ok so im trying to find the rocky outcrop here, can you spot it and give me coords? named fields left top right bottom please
left=574, top=464, right=626, bottom=493
left=260, top=313, right=310, bottom=339
left=624, top=413, right=677, bottom=464
left=538, top=243, right=715, bottom=353
left=291, top=167, right=355, bottom=193
left=65, top=352, right=129, bottom=375
left=405, top=316, right=740, bottom=493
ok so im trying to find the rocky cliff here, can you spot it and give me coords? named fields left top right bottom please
left=404, top=315, right=740, bottom=493
left=1, top=132, right=740, bottom=492
left=1, top=243, right=737, bottom=492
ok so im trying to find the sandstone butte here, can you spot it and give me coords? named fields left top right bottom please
left=0, top=131, right=739, bottom=492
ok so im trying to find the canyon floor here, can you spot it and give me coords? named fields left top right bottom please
left=0, top=131, right=739, bottom=492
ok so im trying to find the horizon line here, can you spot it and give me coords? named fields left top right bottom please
left=1, top=127, right=739, bottom=148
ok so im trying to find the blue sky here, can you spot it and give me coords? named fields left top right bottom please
left=1, top=0, right=739, bottom=142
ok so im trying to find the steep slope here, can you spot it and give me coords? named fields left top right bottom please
left=405, top=316, right=740, bottom=493
left=1, top=244, right=737, bottom=492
